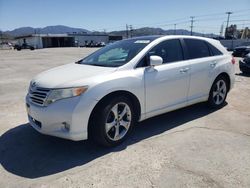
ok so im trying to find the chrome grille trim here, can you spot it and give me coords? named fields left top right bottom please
left=28, top=87, right=50, bottom=106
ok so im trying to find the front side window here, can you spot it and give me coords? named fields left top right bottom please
left=148, top=39, right=184, bottom=63
left=79, top=39, right=154, bottom=67
left=184, top=39, right=210, bottom=59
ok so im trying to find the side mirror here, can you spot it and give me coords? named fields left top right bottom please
left=149, top=56, right=163, bottom=66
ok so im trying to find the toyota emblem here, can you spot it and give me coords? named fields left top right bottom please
left=31, top=82, right=36, bottom=88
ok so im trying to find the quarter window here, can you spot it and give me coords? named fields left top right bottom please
left=207, top=43, right=223, bottom=56
left=149, top=39, right=184, bottom=63
left=184, top=39, right=210, bottom=59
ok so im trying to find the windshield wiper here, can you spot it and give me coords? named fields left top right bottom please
left=89, top=63, right=111, bottom=67
left=75, top=59, right=83, bottom=64
left=76, top=61, right=118, bottom=67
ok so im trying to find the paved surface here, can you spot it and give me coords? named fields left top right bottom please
left=0, top=48, right=250, bottom=188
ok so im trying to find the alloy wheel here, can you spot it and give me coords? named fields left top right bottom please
left=105, top=102, right=132, bottom=141
left=212, top=80, right=227, bottom=105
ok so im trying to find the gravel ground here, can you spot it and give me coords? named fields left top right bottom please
left=0, top=48, right=250, bottom=188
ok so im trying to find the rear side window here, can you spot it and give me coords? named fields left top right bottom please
left=184, top=39, right=210, bottom=59
left=207, top=43, right=223, bottom=56
left=149, top=39, right=184, bottom=63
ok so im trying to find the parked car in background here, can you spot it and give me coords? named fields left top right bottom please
left=232, top=42, right=250, bottom=57
left=85, top=41, right=106, bottom=48
left=0, top=42, right=13, bottom=50
left=14, top=43, right=35, bottom=51
left=239, top=53, right=250, bottom=74
left=26, top=35, right=235, bottom=147
left=96, top=42, right=106, bottom=47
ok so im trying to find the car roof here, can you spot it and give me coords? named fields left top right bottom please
left=122, top=35, right=227, bottom=54
left=126, top=35, right=218, bottom=43
left=124, top=35, right=161, bottom=42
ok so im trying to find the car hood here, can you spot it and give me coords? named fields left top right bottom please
left=32, top=63, right=116, bottom=88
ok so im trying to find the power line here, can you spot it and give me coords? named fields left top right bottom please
left=230, top=19, right=250, bottom=22
left=92, top=8, right=250, bottom=35
left=195, top=17, right=226, bottom=22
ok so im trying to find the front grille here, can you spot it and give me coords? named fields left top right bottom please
left=28, top=87, right=50, bottom=106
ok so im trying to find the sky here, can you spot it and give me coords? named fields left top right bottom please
left=0, top=0, right=250, bottom=34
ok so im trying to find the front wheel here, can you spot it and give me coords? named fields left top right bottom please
left=89, top=96, right=135, bottom=147
left=208, top=76, right=228, bottom=108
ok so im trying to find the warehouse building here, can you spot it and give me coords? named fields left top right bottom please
left=15, top=34, right=75, bottom=49
left=15, top=33, right=123, bottom=49
left=68, top=33, right=109, bottom=47
left=68, top=33, right=123, bottom=47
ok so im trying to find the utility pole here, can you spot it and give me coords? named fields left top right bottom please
left=220, top=23, right=224, bottom=37
left=225, top=12, right=233, bottom=29
left=190, top=16, right=195, bottom=36
left=126, top=24, right=129, bottom=38
left=225, top=12, right=233, bottom=37
left=174, top=24, right=177, bottom=35
left=129, top=25, right=133, bottom=38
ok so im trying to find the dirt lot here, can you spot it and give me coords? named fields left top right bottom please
left=0, top=48, right=250, bottom=188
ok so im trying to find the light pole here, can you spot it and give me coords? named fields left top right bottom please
left=225, top=12, right=233, bottom=37
left=174, top=24, right=177, bottom=35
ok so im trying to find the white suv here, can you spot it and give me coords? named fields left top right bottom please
left=26, top=35, right=235, bottom=147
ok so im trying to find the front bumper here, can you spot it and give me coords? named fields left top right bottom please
left=239, top=60, right=250, bottom=73
left=26, top=95, right=96, bottom=141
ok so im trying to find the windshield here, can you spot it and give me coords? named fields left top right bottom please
left=79, top=39, right=153, bottom=67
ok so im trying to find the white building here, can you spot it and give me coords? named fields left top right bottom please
left=15, top=34, right=123, bottom=49
left=15, top=34, right=74, bottom=49
left=68, top=33, right=109, bottom=47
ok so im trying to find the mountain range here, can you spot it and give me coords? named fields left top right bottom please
left=2, top=25, right=90, bottom=37
left=1, top=25, right=217, bottom=38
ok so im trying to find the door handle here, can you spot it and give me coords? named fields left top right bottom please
left=210, top=62, right=217, bottom=68
left=180, top=68, right=189, bottom=73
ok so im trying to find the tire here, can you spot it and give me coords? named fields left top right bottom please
left=89, top=96, right=135, bottom=147
left=208, top=76, right=228, bottom=108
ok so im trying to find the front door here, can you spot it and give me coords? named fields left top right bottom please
left=144, top=39, right=190, bottom=117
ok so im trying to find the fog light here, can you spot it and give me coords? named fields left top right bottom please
left=63, top=122, right=70, bottom=131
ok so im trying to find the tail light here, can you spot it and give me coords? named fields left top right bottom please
left=231, top=56, right=236, bottom=65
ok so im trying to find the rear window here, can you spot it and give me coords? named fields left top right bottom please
left=207, top=43, right=223, bottom=56
left=184, top=39, right=210, bottom=59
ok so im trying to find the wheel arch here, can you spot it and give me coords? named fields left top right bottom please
left=214, top=72, right=231, bottom=91
left=87, top=90, right=141, bottom=134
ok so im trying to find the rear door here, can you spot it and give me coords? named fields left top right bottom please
left=183, top=39, right=218, bottom=103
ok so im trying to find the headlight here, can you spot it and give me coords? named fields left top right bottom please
left=45, top=86, right=88, bottom=106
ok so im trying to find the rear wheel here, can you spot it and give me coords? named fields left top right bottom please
left=208, top=76, right=228, bottom=108
left=89, top=96, right=135, bottom=147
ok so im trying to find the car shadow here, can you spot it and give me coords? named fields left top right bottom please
left=235, top=72, right=250, bottom=77
left=0, top=102, right=225, bottom=179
